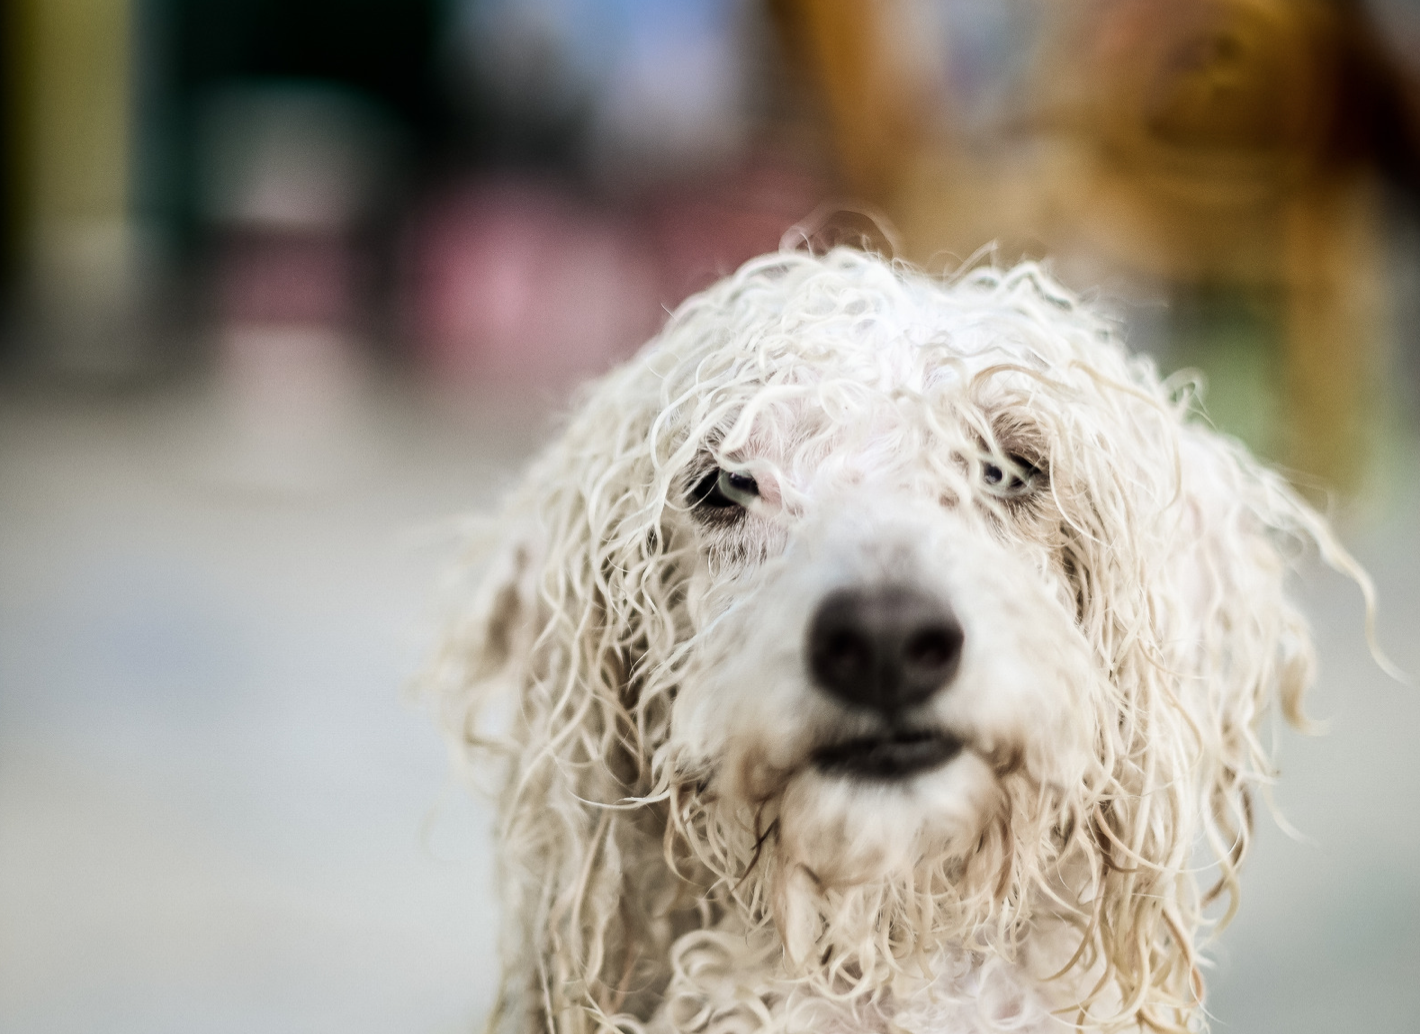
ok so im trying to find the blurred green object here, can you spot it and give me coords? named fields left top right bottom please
left=1170, top=289, right=1283, bottom=461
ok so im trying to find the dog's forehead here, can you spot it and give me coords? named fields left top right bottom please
left=760, top=306, right=1051, bottom=383
left=645, top=252, right=1156, bottom=477
left=706, top=333, right=1051, bottom=444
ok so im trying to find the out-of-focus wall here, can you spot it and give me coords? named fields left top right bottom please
left=6, top=0, right=1419, bottom=486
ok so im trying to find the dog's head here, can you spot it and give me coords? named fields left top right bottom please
left=432, top=250, right=1348, bottom=1033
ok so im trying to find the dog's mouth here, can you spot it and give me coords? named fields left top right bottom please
left=812, top=728, right=964, bottom=780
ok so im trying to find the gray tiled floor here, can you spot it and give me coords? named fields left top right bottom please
left=1, top=382, right=1416, bottom=1033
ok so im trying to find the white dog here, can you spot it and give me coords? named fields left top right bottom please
left=428, top=249, right=1369, bottom=1034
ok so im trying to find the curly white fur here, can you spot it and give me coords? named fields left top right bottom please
left=425, top=249, right=1372, bottom=1034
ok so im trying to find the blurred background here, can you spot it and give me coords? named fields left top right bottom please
left=1, top=1, right=1417, bottom=1031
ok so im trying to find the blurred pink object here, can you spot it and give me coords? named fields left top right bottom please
left=404, top=168, right=823, bottom=389
left=215, top=231, right=364, bottom=328
left=406, top=182, right=660, bottom=387
left=647, top=165, right=822, bottom=301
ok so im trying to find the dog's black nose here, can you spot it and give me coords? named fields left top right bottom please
left=807, top=585, right=964, bottom=714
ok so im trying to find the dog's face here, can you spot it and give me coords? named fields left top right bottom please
left=438, top=251, right=1330, bottom=1032
left=667, top=358, right=1105, bottom=934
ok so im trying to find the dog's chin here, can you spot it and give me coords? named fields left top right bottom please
left=811, top=729, right=964, bottom=781
left=772, top=743, right=999, bottom=888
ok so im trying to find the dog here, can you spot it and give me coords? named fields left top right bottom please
left=427, top=248, right=1369, bottom=1033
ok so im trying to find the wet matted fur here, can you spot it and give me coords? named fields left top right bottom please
left=425, top=249, right=1373, bottom=1034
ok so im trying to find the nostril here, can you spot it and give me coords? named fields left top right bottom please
left=810, top=623, right=872, bottom=693
left=898, top=619, right=964, bottom=707
left=824, top=629, right=870, bottom=667
left=903, top=626, right=961, bottom=670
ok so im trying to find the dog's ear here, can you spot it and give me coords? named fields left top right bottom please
left=430, top=431, right=702, bottom=1034
left=1065, top=421, right=1352, bottom=1029
left=432, top=526, right=538, bottom=724
left=1169, top=428, right=1329, bottom=908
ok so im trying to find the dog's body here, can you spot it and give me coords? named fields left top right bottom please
left=431, top=250, right=1358, bottom=1033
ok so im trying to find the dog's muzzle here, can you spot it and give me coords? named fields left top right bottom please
left=807, top=584, right=965, bottom=779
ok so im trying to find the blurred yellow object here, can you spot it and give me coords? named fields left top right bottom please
left=1056, top=0, right=1395, bottom=486
left=5, top=0, right=147, bottom=375
left=769, top=0, right=1419, bottom=490
left=767, top=0, right=934, bottom=200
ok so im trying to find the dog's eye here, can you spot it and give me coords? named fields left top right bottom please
left=982, top=454, right=1042, bottom=498
left=690, top=468, right=759, bottom=511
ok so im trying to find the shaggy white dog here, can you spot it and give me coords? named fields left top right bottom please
left=428, top=249, right=1372, bottom=1034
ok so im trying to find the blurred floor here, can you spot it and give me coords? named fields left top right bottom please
left=0, top=381, right=546, bottom=1034
left=0, top=379, right=1416, bottom=1033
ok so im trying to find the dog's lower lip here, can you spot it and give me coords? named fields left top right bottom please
left=812, top=730, right=963, bottom=780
